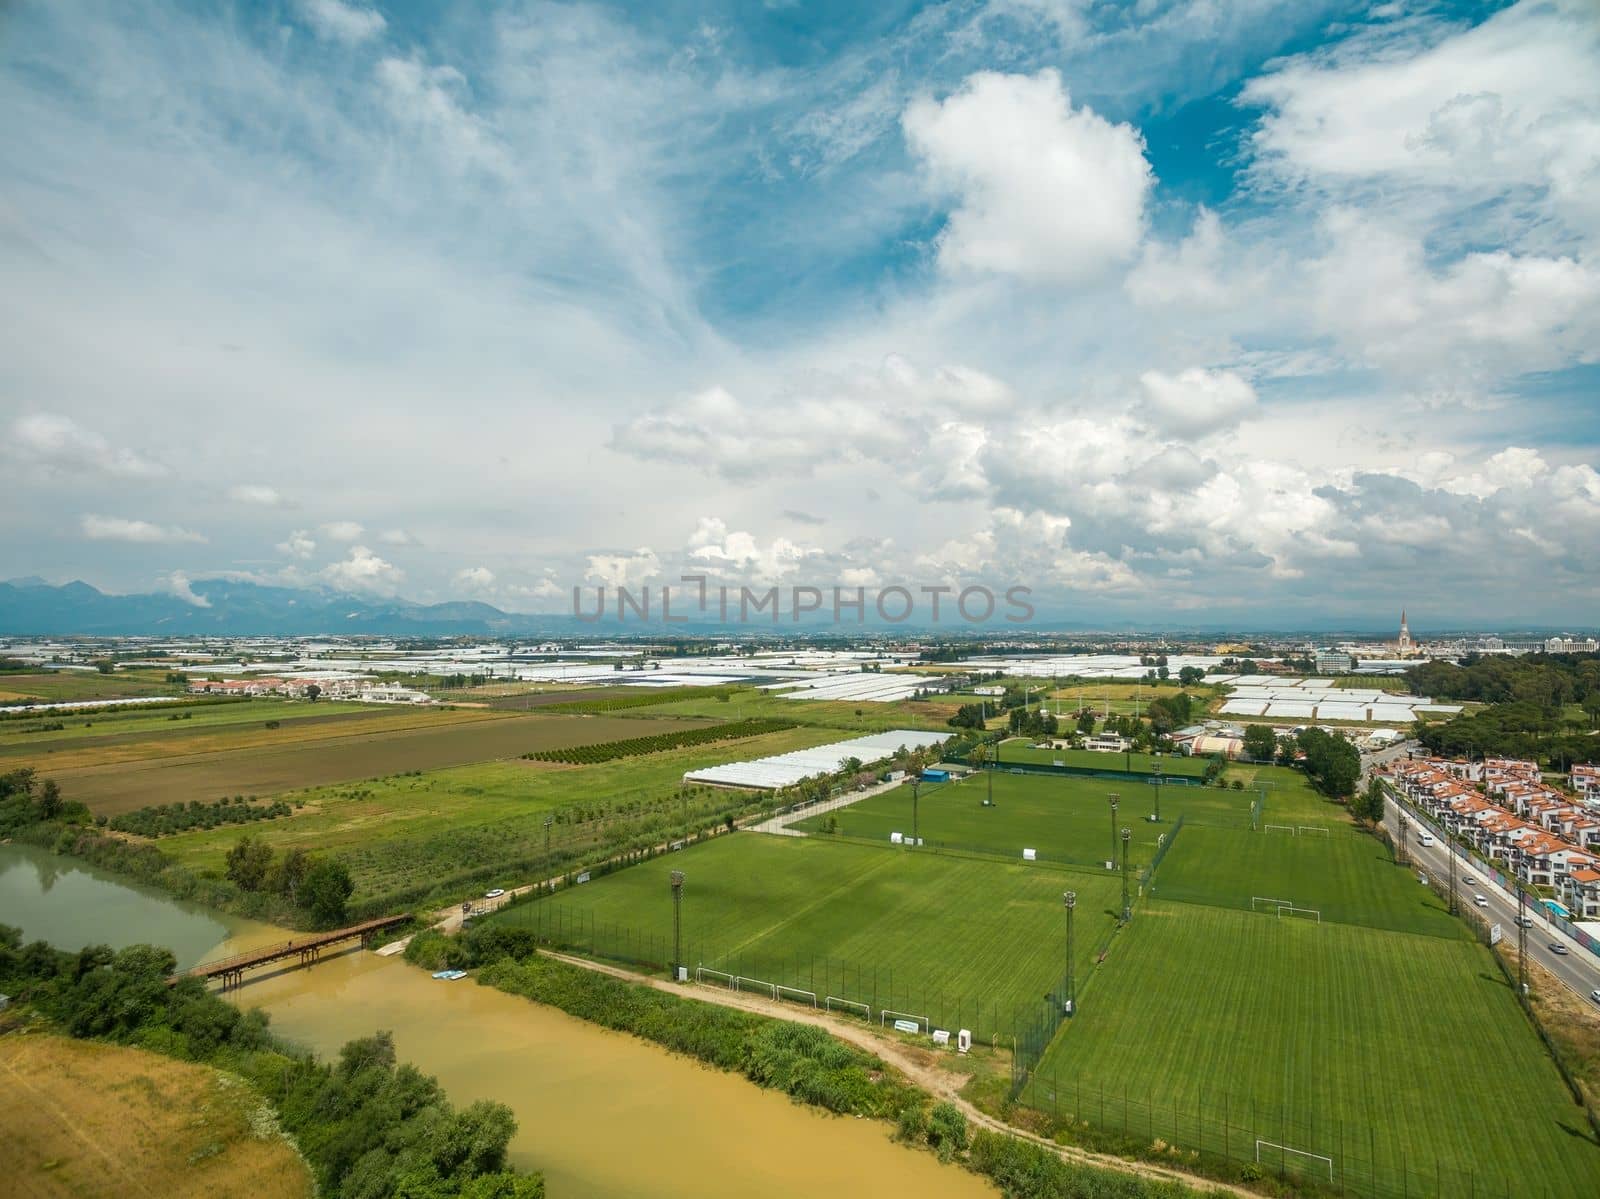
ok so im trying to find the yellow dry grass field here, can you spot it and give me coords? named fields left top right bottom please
left=0, top=1034, right=311, bottom=1199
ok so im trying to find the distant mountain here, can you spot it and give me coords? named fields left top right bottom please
left=0, top=578, right=566, bottom=636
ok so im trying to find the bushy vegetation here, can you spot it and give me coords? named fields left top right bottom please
left=1406, top=653, right=1600, bottom=767
left=523, top=718, right=794, bottom=764
left=543, top=686, right=741, bottom=714
left=1294, top=726, right=1360, bottom=797
left=0, top=767, right=88, bottom=836
left=1415, top=701, right=1599, bottom=768
left=968, top=1130, right=1202, bottom=1198
left=110, top=795, right=294, bottom=838
left=0, top=925, right=542, bottom=1198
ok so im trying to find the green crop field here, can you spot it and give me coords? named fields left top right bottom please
left=790, top=771, right=1252, bottom=869
left=30, top=710, right=715, bottom=815
left=156, top=723, right=845, bottom=908
left=1025, top=900, right=1600, bottom=1198
left=641, top=687, right=964, bottom=733
left=486, top=832, right=1121, bottom=1040
left=0, top=669, right=182, bottom=703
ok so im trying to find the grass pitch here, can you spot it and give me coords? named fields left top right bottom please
left=1026, top=900, right=1600, bottom=1197
left=487, top=832, right=1121, bottom=1040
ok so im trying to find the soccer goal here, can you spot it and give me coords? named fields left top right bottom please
left=825, top=995, right=870, bottom=1020
left=775, top=984, right=818, bottom=1008
left=695, top=966, right=734, bottom=988
left=1251, top=895, right=1294, bottom=912
left=1264, top=823, right=1297, bottom=835
left=1255, top=1140, right=1334, bottom=1182
left=735, top=976, right=777, bottom=998
left=880, top=1009, right=929, bottom=1033
left=1276, top=905, right=1322, bottom=923
left=1297, top=825, right=1330, bottom=837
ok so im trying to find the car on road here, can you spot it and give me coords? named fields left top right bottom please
left=484, top=888, right=506, bottom=899
left=1463, top=874, right=1477, bottom=885
left=1548, top=942, right=1569, bottom=956
left=1473, top=895, right=1489, bottom=907
left=1515, top=916, right=1533, bottom=928
left=1591, top=990, right=1600, bottom=1006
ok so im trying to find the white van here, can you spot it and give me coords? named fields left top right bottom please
left=1473, top=894, right=1489, bottom=907
left=1417, top=832, right=1435, bottom=847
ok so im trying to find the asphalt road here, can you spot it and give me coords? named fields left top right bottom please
left=1377, top=776, right=1600, bottom=1004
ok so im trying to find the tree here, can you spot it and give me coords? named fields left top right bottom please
left=301, top=857, right=354, bottom=924
left=306, top=683, right=322, bottom=702
left=37, top=778, right=64, bottom=821
left=1242, top=724, right=1278, bottom=763
left=269, top=846, right=313, bottom=902
left=1352, top=777, right=1386, bottom=826
left=1178, top=665, right=1205, bottom=687
left=94, top=659, right=115, bottom=674
left=225, top=833, right=275, bottom=892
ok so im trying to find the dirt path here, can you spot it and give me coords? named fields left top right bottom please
left=538, top=949, right=1248, bottom=1198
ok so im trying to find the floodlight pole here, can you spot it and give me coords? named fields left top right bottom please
left=1064, top=890, right=1077, bottom=1015
left=1447, top=830, right=1458, bottom=915
left=1152, top=752, right=1163, bottom=823
left=912, top=780, right=920, bottom=847
left=670, top=869, right=685, bottom=982
left=543, top=815, right=553, bottom=859
left=1120, top=828, right=1132, bottom=923
left=1108, top=793, right=1120, bottom=865
left=1517, top=881, right=1528, bottom=1001
left=987, top=742, right=994, bottom=807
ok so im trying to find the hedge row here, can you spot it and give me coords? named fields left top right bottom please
left=523, top=718, right=794, bottom=764
left=542, top=686, right=741, bottom=714
left=109, top=796, right=294, bottom=838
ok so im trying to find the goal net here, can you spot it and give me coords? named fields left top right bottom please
left=1255, top=1140, right=1334, bottom=1182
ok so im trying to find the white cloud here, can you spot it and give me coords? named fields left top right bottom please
left=10, top=413, right=167, bottom=479
left=585, top=548, right=661, bottom=588
left=228, top=483, right=285, bottom=506
left=277, top=529, right=317, bottom=559
left=378, top=528, right=417, bottom=546
left=686, top=516, right=817, bottom=582
left=1138, top=368, right=1259, bottom=438
left=296, top=0, right=386, bottom=45
left=321, top=520, right=364, bottom=542
left=80, top=514, right=205, bottom=544
left=375, top=55, right=508, bottom=176
left=322, top=545, right=403, bottom=592
left=453, top=565, right=495, bottom=590
left=902, top=69, right=1154, bottom=282
left=162, top=570, right=212, bottom=608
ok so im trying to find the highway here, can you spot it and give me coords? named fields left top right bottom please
left=1372, top=768, right=1600, bottom=1005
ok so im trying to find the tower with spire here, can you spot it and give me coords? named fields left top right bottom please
left=1398, top=610, right=1412, bottom=653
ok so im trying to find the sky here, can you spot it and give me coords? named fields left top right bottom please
left=2, top=0, right=1598, bottom=629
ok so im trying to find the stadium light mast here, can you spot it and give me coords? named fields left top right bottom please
left=1108, top=793, right=1120, bottom=866
left=987, top=741, right=994, bottom=807
left=1447, top=829, right=1458, bottom=916
left=1152, top=751, right=1163, bottom=823
left=912, top=779, right=921, bottom=847
left=670, top=869, right=686, bottom=982
left=1120, top=828, right=1132, bottom=923
left=1517, top=880, right=1528, bottom=1000
left=1063, top=890, right=1077, bottom=1015
left=543, top=815, right=554, bottom=859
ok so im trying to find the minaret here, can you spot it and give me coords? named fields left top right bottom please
left=1398, top=610, right=1412, bottom=653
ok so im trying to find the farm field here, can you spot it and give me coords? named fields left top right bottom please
left=36, top=710, right=714, bottom=815
left=0, top=700, right=499, bottom=763
left=643, top=686, right=963, bottom=733
left=157, top=723, right=845, bottom=907
left=791, top=770, right=1255, bottom=869
left=486, top=831, right=1122, bottom=1040
left=1000, top=742, right=1212, bottom=778
left=1041, top=680, right=1223, bottom=716
left=0, top=668, right=182, bottom=703
left=0, top=1034, right=311, bottom=1199
left=1025, top=899, right=1600, bottom=1197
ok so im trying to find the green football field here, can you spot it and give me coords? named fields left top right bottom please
left=791, top=770, right=1254, bottom=868
left=1000, top=742, right=1211, bottom=778
left=1025, top=900, right=1600, bottom=1197
left=485, top=832, right=1122, bottom=1040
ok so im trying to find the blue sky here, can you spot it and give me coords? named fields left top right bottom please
left=1, top=0, right=1597, bottom=627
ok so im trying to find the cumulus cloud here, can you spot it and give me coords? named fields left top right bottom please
left=277, top=529, right=317, bottom=559
left=1138, top=368, right=1259, bottom=438
left=322, top=545, right=403, bottom=592
left=80, top=514, right=205, bottom=544
left=321, top=520, right=364, bottom=542
left=453, top=565, right=495, bottom=590
left=686, top=517, right=818, bottom=582
left=902, top=69, right=1154, bottom=282
left=162, top=570, right=211, bottom=608
left=585, top=548, right=661, bottom=588
left=10, top=414, right=167, bottom=479
left=296, top=0, right=386, bottom=45
left=228, top=483, right=285, bottom=506
left=378, top=528, right=417, bottom=546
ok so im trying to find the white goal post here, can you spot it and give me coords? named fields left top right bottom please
left=1297, top=825, right=1330, bottom=837
left=825, top=996, right=871, bottom=1020
left=1264, top=824, right=1296, bottom=835
left=775, top=984, right=818, bottom=1008
left=1255, top=1140, right=1334, bottom=1181
left=880, top=1009, right=930, bottom=1033
left=1276, top=905, right=1322, bottom=923
left=735, top=976, right=777, bottom=998
left=695, top=966, right=734, bottom=988
left=1251, top=896, right=1294, bottom=911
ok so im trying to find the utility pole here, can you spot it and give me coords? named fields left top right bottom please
left=670, top=870, right=685, bottom=982
left=1120, top=828, right=1132, bottom=923
left=1064, top=890, right=1077, bottom=1015
left=1108, top=793, right=1120, bottom=866
left=1517, top=881, right=1528, bottom=1001
left=1447, top=828, right=1458, bottom=916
